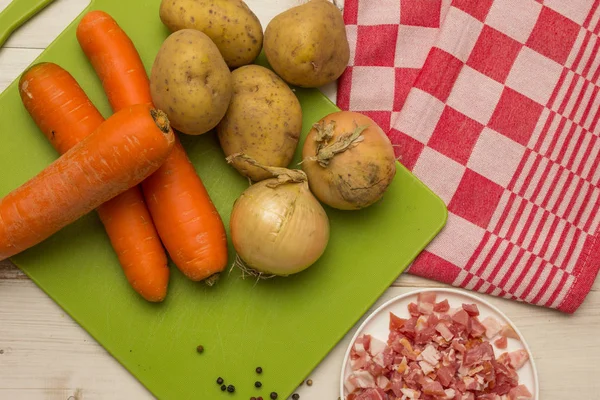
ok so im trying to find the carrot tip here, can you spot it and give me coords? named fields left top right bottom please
left=150, top=109, right=171, bottom=134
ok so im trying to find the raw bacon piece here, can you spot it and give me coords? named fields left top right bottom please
left=353, top=387, right=389, bottom=400
left=434, top=299, right=450, bottom=313
left=422, top=380, right=446, bottom=396
left=436, top=365, right=456, bottom=387
left=494, top=336, right=508, bottom=349
left=462, top=304, right=480, bottom=317
left=481, top=317, right=502, bottom=339
left=390, top=312, right=407, bottom=331
left=436, top=322, right=454, bottom=342
left=508, top=385, right=533, bottom=400
left=418, top=344, right=441, bottom=365
left=419, top=360, right=436, bottom=375
left=400, top=388, right=421, bottom=399
left=507, top=349, right=529, bottom=370
left=345, top=370, right=377, bottom=392
left=370, top=337, right=387, bottom=356
left=464, top=342, right=494, bottom=366
left=408, top=302, right=421, bottom=317
left=452, top=309, right=470, bottom=327
left=499, top=325, right=520, bottom=340
left=418, top=292, right=437, bottom=307
left=469, top=317, right=487, bottom=338
left=377, top=375, right=390, bottom=391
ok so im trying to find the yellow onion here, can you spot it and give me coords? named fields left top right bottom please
left=301, top=111, right=396, bottom=210
left=227, top=154, right=330, bottom=277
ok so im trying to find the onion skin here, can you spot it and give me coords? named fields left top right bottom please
left=301, top=111, right=396, bottom=210
left=230, top=178, right=330, bottom=276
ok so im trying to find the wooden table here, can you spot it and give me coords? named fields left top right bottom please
left=1, top=0, right=599, bottom=399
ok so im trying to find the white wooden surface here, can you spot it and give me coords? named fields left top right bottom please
left=0, top=0, right=599, bottom=399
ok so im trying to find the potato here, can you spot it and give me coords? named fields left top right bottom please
left=159, top=0, right=263, bottom=68
left=150, top=29, right=233, bottom=136
left=263, top=0, right=350, bottom=88
left=217, top=65, right=302, bottom=181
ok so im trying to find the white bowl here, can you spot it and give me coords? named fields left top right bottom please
left=340, top=288, right=539, bottom=399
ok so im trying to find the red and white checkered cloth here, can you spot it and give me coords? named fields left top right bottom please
left=338, top=0, right=600, bottom=313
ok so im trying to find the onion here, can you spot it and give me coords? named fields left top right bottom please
left=301, top=111, right=396, bottom=210
left=227, top=154, right=330, bottom=277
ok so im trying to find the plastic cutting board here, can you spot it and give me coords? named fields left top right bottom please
left=0, top=1, right=448, bottom=398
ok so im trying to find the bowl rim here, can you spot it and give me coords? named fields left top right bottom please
left=339, top=287, right=540, bottom=399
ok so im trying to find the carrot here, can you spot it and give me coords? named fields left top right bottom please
left=0, top=103, right=175, bottom=265
left=18, top=63, right=170, bottom=302
left=76, top=11, right=228, bottom=282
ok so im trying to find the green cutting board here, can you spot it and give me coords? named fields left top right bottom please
left=0, top=1, right=447, bottom=398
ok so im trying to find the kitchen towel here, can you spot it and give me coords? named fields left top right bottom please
left=337, top=0, right=600, bottom=312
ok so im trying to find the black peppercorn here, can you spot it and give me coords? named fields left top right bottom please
left=217, top=377, right=224, bottom=385
left=256, top=367, right=263, bottom=374
left=270, top=392, right=278, bottom=399
left=227, top=385, right=235, bottom=393
left=255, top=381, right=262, bottom=388
left=250, top=397, right=256, bottom=400
left=221, top=385, right=227, bottom=391
left=292, top=394, right=300, bottom=400
left=196, top=345, right=204, bottom=353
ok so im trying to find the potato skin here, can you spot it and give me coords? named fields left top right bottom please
left=217, top=65, right=302, bottom=181
left=264, top=0, right=350, bottom=88
left=159, top=0, right=263, bottom=68
left=150, top=29, right=232, bottom=136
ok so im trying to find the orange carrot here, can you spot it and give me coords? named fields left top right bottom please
left=0, top=103, right=175, bottom=265
left=18, top=62, right=170, bottom=302
left=76, top=11, right=228, bottom=282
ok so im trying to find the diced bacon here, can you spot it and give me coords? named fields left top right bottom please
left=462, top=376, right=482, bottom=391
left=349, top=296, right=530, bottom=400
left=452, top=340, right=467, bottom=353
left=507, top=349, right=529, bottom=370
left=418, top=344, right=441, bottom=365
left=452, top=309, right=470, bottom=326
left=382, top=346, right=395, bottom=367
left=400, top=388, right=421, bottom=399
left=481, top=317, right=502, bottom=339
left=350, top=352, right=371, bottom=370
left=408, top=302, right=421, bottom=317
left=508, top=385, right=533, bottom=400
left=372, top=351, right=386, bottom=367
left=345, top=370, right=377, bottom=392
left=500, top=325, right=520, bottom=340
left=422, top=380, right=445, bottom=396
left=370, top=337, right=387, bottom=356
left=476, top=395, right=500, bottom=400
left=436, top=322, right=454, bottom=341
left=390, top=312, right=407, bottom=331
left=434, top=299, right=450, bottom=313
left=494, top=336, right=508, bottom=349
left=401, top=317, right=418, bottom=339
left=436, top=365, right=455, bottom=387
left=377, top=375, right=390, bottom=390
left=415, top=315, right=429, bottom=332
left=464, top=342, right=494, bottom=366
left=396, top=356, right=409, bottom=374
left=353, top=387, right=389, bottom=400
left=419, top=360, right=435, bottom=375
left=418, top=292, right=437, bottom=307
left=469, top=317, right=487, bottom=338
left=462, top=304, right=480, bottom=317
left=415, top=326, right=437, bottom=345
left=418, top=302, right=435, bottom=315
